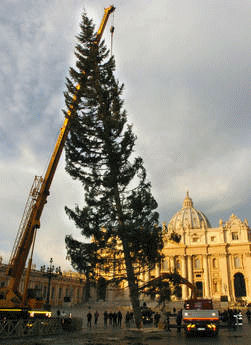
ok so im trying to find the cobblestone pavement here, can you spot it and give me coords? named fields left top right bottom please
left=1, top=321, right=251, bottom=345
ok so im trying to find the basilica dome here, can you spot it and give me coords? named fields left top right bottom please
left=168, top=192, right=211, bottom=232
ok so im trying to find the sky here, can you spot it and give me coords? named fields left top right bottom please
left=0, top=0, right=250, bottom=271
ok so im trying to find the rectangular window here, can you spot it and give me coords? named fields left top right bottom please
left=196, top=282, right=203, bottom=297
left=213, top=281, right=218, bottom=293
left=51, top=287, right=55, bottom=299
left=43, top=286, right=47, bottom=298
left=59, top=287, right=62, bottom=299
left=163, top=260, right=168, bottom=271
left=234, top=256, right=241, bottom=268
left=232, top=232, right=239, bottom=240
left=194, top=258, right=201, bottom=269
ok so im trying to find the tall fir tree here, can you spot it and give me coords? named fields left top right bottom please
left=63, top=12, right=163, bottom=328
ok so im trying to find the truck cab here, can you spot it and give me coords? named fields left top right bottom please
left=182, top=299, right=219, bottom=336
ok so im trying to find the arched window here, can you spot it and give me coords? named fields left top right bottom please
left=234, top=273, right=246, bottom=297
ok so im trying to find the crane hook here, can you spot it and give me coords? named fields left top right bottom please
left=110, top=11, right=115, bottom=56
left=110, top=25, right=115, bottom=56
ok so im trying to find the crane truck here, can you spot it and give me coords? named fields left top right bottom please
left=139, top=272, right=219, bottom=336
left=154, top=274, right=220, bottom=336
left=0, top=5, right=115, bottom=320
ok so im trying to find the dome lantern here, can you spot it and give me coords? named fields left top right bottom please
left=167, top=192, right=211, bottom=233
left=182, top=191, right=193, bottom=208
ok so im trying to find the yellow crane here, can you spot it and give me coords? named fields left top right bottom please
left=0, top=5, right=115, bottom=315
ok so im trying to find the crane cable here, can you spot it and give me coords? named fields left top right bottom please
left=110, top=11, right=115, bottom=56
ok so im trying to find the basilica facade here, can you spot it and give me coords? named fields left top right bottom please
left=158, top=192, right=251, bottom=304
left=95, top=192, right=251, bottom=306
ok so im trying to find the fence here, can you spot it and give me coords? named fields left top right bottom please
left=0, top=317, right=63, bottom=339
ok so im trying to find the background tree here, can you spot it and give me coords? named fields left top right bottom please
left=65, top=235, right=98, bottom=302
left=139, top=272, right=195, bottom=308
left=63, top=12, right=163, bottom=328
left=141, top=276, right=172, bottom=306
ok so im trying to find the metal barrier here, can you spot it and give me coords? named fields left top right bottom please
left=0, top=318, right=63, bottom=338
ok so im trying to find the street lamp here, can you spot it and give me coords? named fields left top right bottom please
left=40, top=257, right=62, bottom=309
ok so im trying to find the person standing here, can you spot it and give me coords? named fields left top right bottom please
left=154, top=312, right=160, bottom=328
left=117, top=310, right=122, bottom=328
left=109, top=312, right=113, bottom=326
left=87, top=311, right=92, bottom=328
left=165, top=312, right=171, bottom=332
left=176, top=309, right=182, bottom=333
left=125, top=311, right=130, bottom=328
left=94, top=310, right=99, bottom=327
left=104, top=310, right=108, bottom=328
left=112, top=312, right=118, bottom=327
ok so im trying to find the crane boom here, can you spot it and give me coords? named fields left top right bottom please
left=1, top=5, right=115, bottom=308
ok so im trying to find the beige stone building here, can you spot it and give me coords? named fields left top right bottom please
left=158, top=192, right=251, bottom=304
left=0, top=261, right=85, bottom=307
left=94, top=192, right=251, bottom=306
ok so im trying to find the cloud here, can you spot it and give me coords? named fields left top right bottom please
left=0, top=0, right=250, bottom=270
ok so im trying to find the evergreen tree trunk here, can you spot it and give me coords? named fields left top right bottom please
left=121, top=236, right=142, bottom=328
left=112, top=179, right=142, bottom=326
left=84, top=275, right=91, bottom=302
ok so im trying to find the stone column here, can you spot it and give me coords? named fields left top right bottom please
left=219, top=253, right=233, bottom=301
left=244, top=253, right=251, bottom=300
left=187, top=255, right=193, bottom=284
left=170, top=256, right=175, bottom=272
left=181, top=255, right=188, bottom=299
left=203, top=255, right=209, bottom=298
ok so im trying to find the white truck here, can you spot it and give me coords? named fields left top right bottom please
left=182, top=299, right=219, bottom=336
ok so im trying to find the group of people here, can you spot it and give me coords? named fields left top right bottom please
left=86, top=307, right=184, bottom=330
left=220, top=309, right=244, bottom=328
left=153, top=308, right=182, bottom=332
left=56, top=309, right=72, bottom=330
left=87, top=310, right=124, bottom=328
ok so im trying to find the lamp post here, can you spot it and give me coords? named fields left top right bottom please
left=40, top=257, right=61, bottom=309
